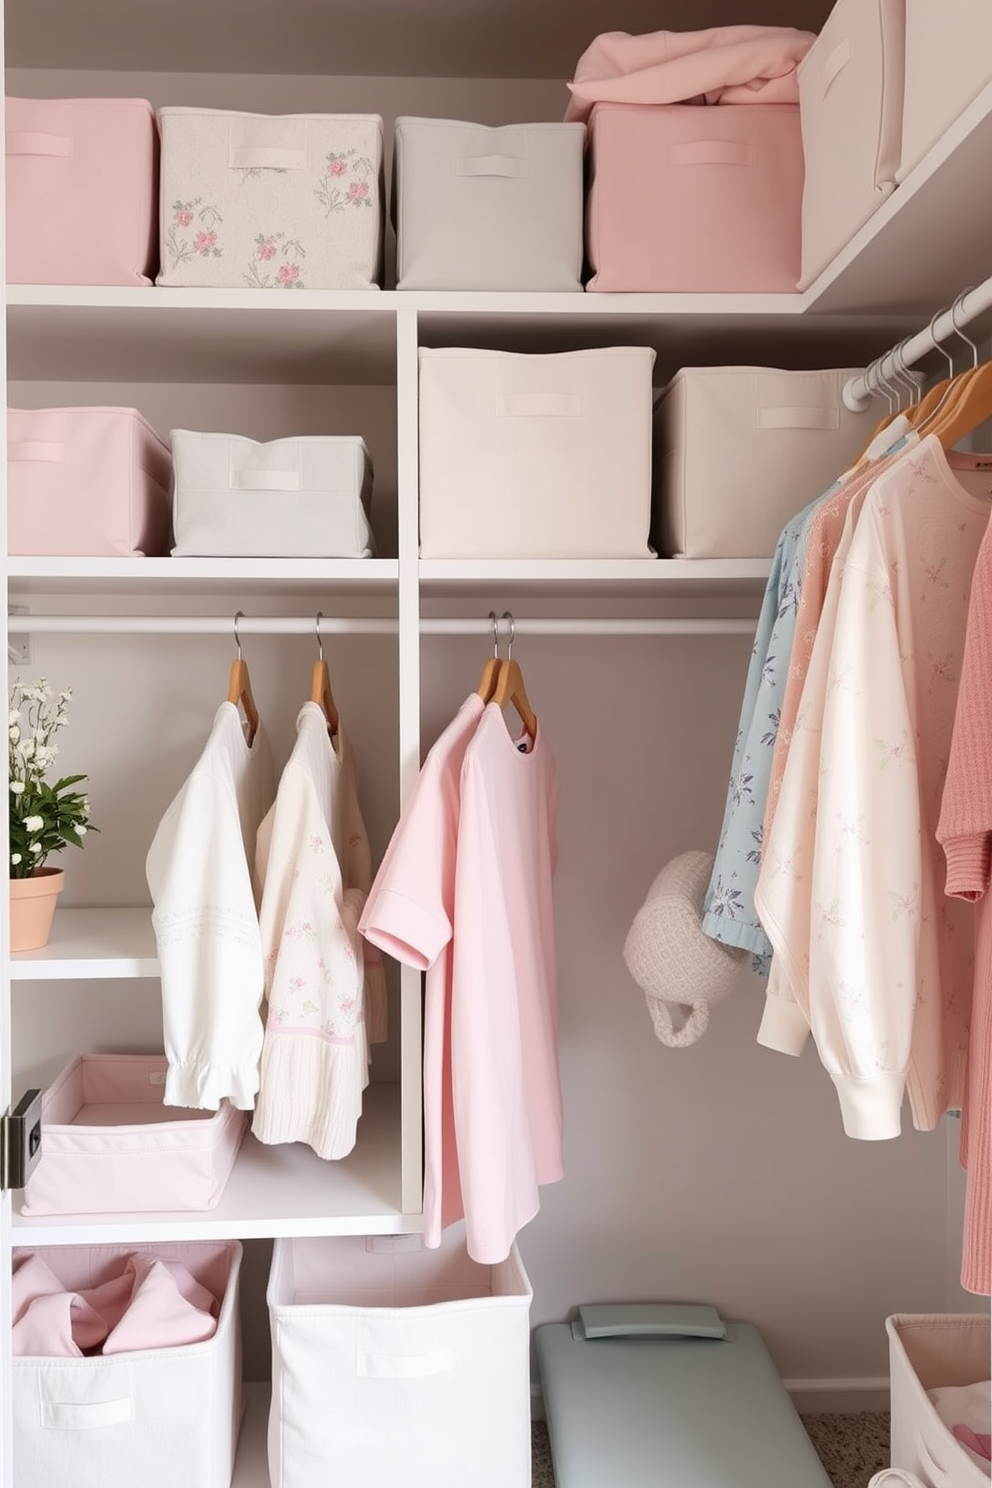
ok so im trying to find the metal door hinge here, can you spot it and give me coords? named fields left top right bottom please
left=1, top=1089, right=42, bottom=1190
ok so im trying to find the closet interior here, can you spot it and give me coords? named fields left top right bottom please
left=3, top=1, right=992, bottom=1484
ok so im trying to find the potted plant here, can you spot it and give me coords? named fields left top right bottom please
left=9, top=678, right=96, bottom=951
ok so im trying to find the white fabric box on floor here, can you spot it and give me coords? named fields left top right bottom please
left=886, top=1314, right=991, bottom=1488
left=157, top=107, right=383, bottom=289
left=170, top=429, right=374, bottom=557
left=13, top=1239, right=243, bottom=1488
left=7, top=406, right=172, bottom=557
left=899, top=0, right=992, bottom=179
left=393, top=116, right=584, bottom=290
left=267, top=1226, right=532, bottom=1488
left=20, top=1054, right=247, bottom=1215
left=797, top=0, right=906, bottom=288
left=418, top=346, right=656, bottom=558
left=652, top=366, right=877, bottom=559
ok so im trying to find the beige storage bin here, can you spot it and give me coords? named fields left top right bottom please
left=886, top=1314, right=990, bottom=1488
left=899, top=0, right=992, bottom=179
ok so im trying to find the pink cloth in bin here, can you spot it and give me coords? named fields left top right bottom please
left=12, top=1251, right=217, bottom=1356
left=565, top=25, right=816, bottom=122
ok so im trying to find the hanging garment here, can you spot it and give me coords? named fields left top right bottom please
left=146, top=701, right=275, bottom=1111
left=757, top=436, right=989, bottom=1139
left=937, top=503, right=992, bottom=1295
left=251, top=704, right=383, bottom=1160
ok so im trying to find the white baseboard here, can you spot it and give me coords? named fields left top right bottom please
left=530, top=1376, right=891, bottom=1422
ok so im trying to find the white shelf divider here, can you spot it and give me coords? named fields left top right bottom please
left=233, top=1383, right=271, bottom=1488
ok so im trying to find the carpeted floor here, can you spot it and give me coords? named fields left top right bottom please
left=530, top=1412, right=891, bottom=1488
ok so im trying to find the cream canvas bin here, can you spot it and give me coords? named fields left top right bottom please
left=12, top=1239, right=243, bottom=1488
left=20, top=1054, right=247, bottom=1215
left=899, top=0, right=992, bottom=179
left=5, top=97, right=158, bottom=285
left=157, top=107, right=383, bottom=289
left=886, top=1314, right=990, bottom=1488
left=584, top=103, right=804, bottom=293
left=797, top=0, right=906, bottom=288
left=418, top=346, right=656, bottom=558
left=393, top=116, right=584, bottom=290
left=267, top=1226, right=533, bottom=1488
left=170, top=429, right=374, bottom=557
left=653, top=366, right=877, bottom=559
left=7, top=406, right=172, bottom=557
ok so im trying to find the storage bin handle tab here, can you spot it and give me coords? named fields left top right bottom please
left=669, top=141, right=754, bottom=168
left=820, top=38, right=851, bottom=98
left=41, top=1398, right=134, bottom=1431
left=8, top=441, right=65, bottom=462
left=457, top=154, right=527, bottom=178
left=231, top=468, right=302, bottom=492
left=756, top=406, right=841, bottom=431
left=358, top=1347, right=454, bottom=1379
left=6, top=131, right=72, bottom=157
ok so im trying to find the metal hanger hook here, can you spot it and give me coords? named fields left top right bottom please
left=488, top=610, right=499, bottom=660
left=928, top=305, right=957, bottom=377
left=315, top=611, right=325, bottom=663
left=500, top=610, right=515, bottom=660
left=233, top=609, right=246, bottom=662
left=891, top=339, right=920, bottom=406
left=949, top=287, right=979, bottom=369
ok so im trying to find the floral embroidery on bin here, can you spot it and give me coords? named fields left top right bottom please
left=165, top=199, right=224, bottom=267
left=244, top=232, right=307, bottom=289
left=314, top=149, right=375, bottom=215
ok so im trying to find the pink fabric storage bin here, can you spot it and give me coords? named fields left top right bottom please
left=585, top=102, right=803, bottom=293
left=5, top=97, right=157, bottom=285
left=20, top=1055, right=247, bottom=1215
left=900, top=0, right=992, bottom=179
left=886, top=1314, right=990, bottom=1488
left=267, top=1226, right=532, bottom=1488
left=7, top=406, right=172, bottom=556
left=12, top=1239, right=242, bottom=1488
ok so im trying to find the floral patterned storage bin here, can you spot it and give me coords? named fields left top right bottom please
left=156, top=108, right=383, bottom=289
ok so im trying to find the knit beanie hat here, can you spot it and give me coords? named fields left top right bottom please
left=623, top=850, right=748, bottom=1048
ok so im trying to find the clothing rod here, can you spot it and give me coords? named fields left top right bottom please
left=843, top=275, right=992, bottom=412
left=6, top=615, right=756, bottom=638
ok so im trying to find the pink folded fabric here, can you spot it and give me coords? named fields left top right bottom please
left=12, top=1254, right=107, bottom=1357
left=103, top=1256, right=217, bottom=1354
left=564, top=25, right=817, bottom=122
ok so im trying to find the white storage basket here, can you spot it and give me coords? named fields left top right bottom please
left=170, top=429, right=374, bottom=557
left=886, top=1314, right=990, bottom=1488
left=393, top=116, right=584, bottom=290
left=157, top=107, right=383, bottom=289
left=13, top=1239, right=243, bottom=1488
left=20, top=1054, right=247, bottom=1215
left=267, top=1226, right=533, bottom=1488
left=797, top=0, right=906, bottom=288
left=652, top=365, right=878, bottom=559
left=899, top=0, right=992, bottom=179
left=418, top=345, right=656, bottom=558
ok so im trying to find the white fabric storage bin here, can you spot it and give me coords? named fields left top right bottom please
left=170, top=429, right=374, bottom=557
left=653, top=366, right=877, bottom=559
left=13, top=1239, right=243, bottom=1488
left=418, top=346, right=656, bottom=558
left=267, top=1225, right=533, bottom=1488
left=899, top=0, right=992, bottom=179
left=394, top=116, right=584, bottom=290
left=886, top=1314, right=990, bottom=1488
left=20, top=1054, right=247, bottom=1215
left=7, top=406, right=172, bottom=557
left=797, top=0, right=906, bottom=289
left=157, top=107, right=383, bottom=289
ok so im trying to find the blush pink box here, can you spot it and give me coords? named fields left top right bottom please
left=7, top=406, right=172, bottom=557
left=585, top=102, right=804, bottom=293
left=20, top=1054, right=247, bottom=1215
left=6, top=97, right=158, bottom=285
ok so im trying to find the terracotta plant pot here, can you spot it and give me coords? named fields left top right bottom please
left=9, top=866, right=66, bottom=952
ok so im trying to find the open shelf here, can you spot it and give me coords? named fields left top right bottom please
left=7, top=556, right=399, bottom=599
left=10, top=908, right=159, bottom=979
left=418, top=558, right=772, bottom=603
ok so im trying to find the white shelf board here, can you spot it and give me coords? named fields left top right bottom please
left=233, top=1383, right=270, bottom=1488
left=7, top=557, right=399, bottom=599
left=10, top=907, right=158, bottom=979
left=13, top=1082, right=415, bottom=1244
left=418, top=558, right=771, bottom=601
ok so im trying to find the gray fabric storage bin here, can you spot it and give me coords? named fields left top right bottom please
left=394, top=117, right=585, bottom=290
left=171, top=430, right=374, bottom=557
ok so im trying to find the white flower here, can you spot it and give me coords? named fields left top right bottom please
left=29, top=841, right=42, bottom=855
left=23, top=815, right=44, bottom=832
left=10, top=853, right=21, bottom=866
left=76, top=825, right=87, bottom=837
left=9, top=781, right=24, bottom=795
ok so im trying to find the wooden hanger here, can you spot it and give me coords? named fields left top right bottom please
left=311, top=612, right=339, bottom=735
left=477, top=610, right=502, bottom=703
left=227, top=611, right=259, bottom=746
left=915, top=291, right=987, bottom=447
left=490, top=612, right=537, bottom=741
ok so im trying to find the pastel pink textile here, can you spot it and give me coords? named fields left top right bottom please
left=12, top=1251, right=218, bottom=1356
left=565, top=25, right=816, bottom=122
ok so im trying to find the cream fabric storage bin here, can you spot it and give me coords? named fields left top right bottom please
left=653, top=366, right=877, bottom=559
left=899, top=0, right=992, bottom=179
left=157, top=107, right=383, bottom=289
left=5, top=97, right=158, bottom=285
left=393, top=116, right=584, bottom=290
left=20, top=1054, right=247, bottom=1215
left=12, top=1239, right=243, bottom=1488
left=7, top=406, right=172, bottom=557
left=886, top=1314, right=990, bottom=1488
left=418, top=346, right=656, bottom=558
left=797, top=0, right=906, bottom=289
left=170, top=429, right=374, bottom=557
left=267, top=1226, right=532, bottom=1488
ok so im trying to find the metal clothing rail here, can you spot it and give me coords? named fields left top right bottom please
left=843, top=275, right=992, bottom=411
left=6, top=614, right=756, bottom=638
